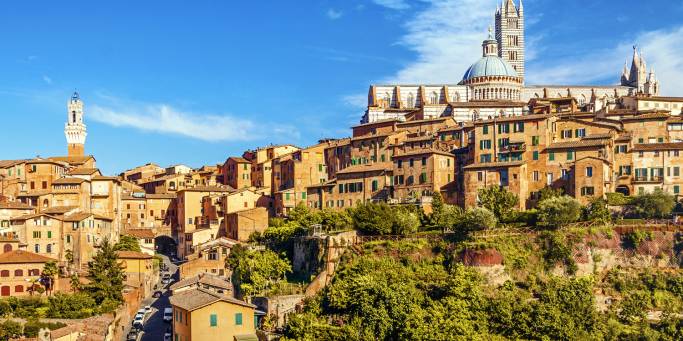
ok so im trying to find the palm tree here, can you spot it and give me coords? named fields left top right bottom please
left=41, top=261, right=58, bottom=296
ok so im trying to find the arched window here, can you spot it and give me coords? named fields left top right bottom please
left=43, top=199, right=49, bottom=208
left=34, top=244, right=40, bottom=253
left=451, top=92, right=460, bottom=103
left=14, top=285, right=23, bottom=293
left=72, top=112, right=76, bottom=123
left=28, top=269, right=40, bottom=276
left=14, top=269, right=22, bottom=277
left=430, top=92, right=438, bottom=104
left=169, top=181, right=176, bottom=189
left=1, top=286, right=9, bottom=296
left=46, top=244, right=52, bottom=254
left=3, top=244, right=12, bottom=253
left=0, top=270, right=9, bottom=277
left=407, top=93, right=415, bottom=108
left=384, top=93, right=392, bottom=108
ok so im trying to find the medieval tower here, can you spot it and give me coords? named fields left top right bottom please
left=495, top=0, right=525, bottom=83
left=64, top=92, right=87, bottom=157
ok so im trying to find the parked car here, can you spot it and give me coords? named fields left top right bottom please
left=163, top=307, right=173, bottom=322
left=162, top=273, right=171, bottom=280
left=163, top=332, right=172, bottom=341
left=153, top=290, right=163, bottom=298
left=144, top=305, right=152, bottom=314
left=162, top=278, right=170, bottom=285
left=127, top=330, right=139, bottom=341
left=136, top=308, right=146, bottom=316
left=132, top=313, right=145, bottom=328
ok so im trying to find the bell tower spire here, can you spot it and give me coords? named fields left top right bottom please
left=64, top=91, right=87, bottom=157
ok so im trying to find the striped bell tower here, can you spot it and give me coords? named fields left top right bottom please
left=495, top=0, right=525, bottom=82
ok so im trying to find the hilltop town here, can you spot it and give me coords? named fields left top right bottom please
left=1, top=1, right=683, bottom=340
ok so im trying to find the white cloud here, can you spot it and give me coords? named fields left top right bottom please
left=372, top=0, right=410, bottom=10
left=342, top=94, right=368, bottom=108
left=90, top=101, right=299, bottom=142
left=42, top=75, right=53, bottom=85
left=386, top=0, right=498, bottom=84
left=326, top=9, right=343, bottom=20
left=527, top=26, right=683, bottom=96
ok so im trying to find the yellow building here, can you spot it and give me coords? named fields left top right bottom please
left=169, top=287, right=259, bottom=341
left=116, top=250, right=156, bottom=297
left=0, top=250, right=56, bottom=297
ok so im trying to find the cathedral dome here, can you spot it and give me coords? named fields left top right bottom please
left=462, top=56, right=518, bottom=82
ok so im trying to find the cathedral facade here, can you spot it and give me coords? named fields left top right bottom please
left=361, top=0, right=659, bottom=124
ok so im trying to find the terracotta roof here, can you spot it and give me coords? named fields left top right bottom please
left=68, top=168, right=100, bottom=175
left=463, top=161, right=525, bottom=170
left=227, top=157, right=250, bottom=163
left=475, top=113, right=550, bottom=125
left=9, top=213, right=60, bottom=221
left=17, top=190, right=52, bottom=197
left=178, top=186, right=232, bottom=193
left=43, top=206, right=79, bottom=214
left=622, top=112, right=670, bottom=121
left=404, top=135, right=436, bottom=143
left=336, top=162, right=393, bottom=175
left=632, top=143, right=683, bottom=151
left=146, top=193, right=177, bottom=199
left=47, top=155, right=95, bottom=165
left=170, top=273, right=232, bottom=291
left=351, top=118, right=400, bottom=128
left=615, top=135, right=632, bottom=142
left=350, top=132, right=398, bottom=142
left=393, top=149, right=454, bottom=158
left=63, top=212, right=92, bottom=222
left=116, top=250, right=153, bottom=259
left=0, top=160, right=28, bottom=168
left=0, top=201, right=34, bottom=210
left=92, top=175, right=120, bottom=182
left=93, top=214, right=113, bottom=221
left=169, top=287, right=255, bottom=312
left=545, top=139, right=608, bottom=150
left=0, top=250, right=56, bottom=264
left=582, top=133, right=612, bottom=140
left=636, top=96, right=683, bottom=103
left=125, top=229, right=155, bottom=239
left=52, top=177, right=87, bottom=185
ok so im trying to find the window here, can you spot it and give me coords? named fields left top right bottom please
left=421, top=157, right=427, bottom=166
left=575, top=128, right=586, bottom=138
left=675, top=186, right=680, bottom=194
left=46, top=244, right=52, bottom=253
left=561, top=169, right=569, bottom=180
left=638, top=138, right=644, bottom=143
left=210, top=314, right=217, bottom=327
left=480, top=154, right=492, bottom=163
left=566, top=151, right=573, bottom=161
left=561, top=130, right=572, bottom=139
left=409, top=159, right=414, bottom=167
left=498, top=123, right=510, bottom=134
left=372, top=180, right=378, bottom=191
left=480, top=140, right=492, bottom=150
left=187, top=218, right=193, bottom=225
left=532, top=171, right=539, bottom=182
left=301, top=192, right=306, bottom=199
left=549, top=152, right=555, bottom=161
left=675, top=167, right=680, bottom=177
left=513, top=122, right=524, bottom=133
left=586, top=167, right=593, bottom=177
left=235, top=313, right=243, bottom=326
left=581, top=186, right=595, bottom=196
left=34, top=244, right=40, bottom=253
left=532, top=136, right=539, bottom=146
left=47, top=231, right=52, bottom=238
left=419, top=172, right=427, bottom=184
left=482, top=125, right=489, bottom=134
left=658, top=137, right=664, bottom=143
left=533, top=151, right=539, bottom=160
left=615, top=145, right=627, bottom=154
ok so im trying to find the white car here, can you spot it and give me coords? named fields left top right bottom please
left=163, top=332, right=172, bottom=341
left=163, top=308, right=173, bottom=322
left=133, top=313, right=145, bottom=327
left=144, top=305, right=152, bottom=314
left=136, top=308, right=146, bottom=316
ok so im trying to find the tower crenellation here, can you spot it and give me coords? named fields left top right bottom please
left=64, top=91, right=87, bottom=157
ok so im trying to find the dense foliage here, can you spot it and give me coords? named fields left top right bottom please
left=114, top=234, right=142, bottom=252
left=282, top=240, right=683, bottom=341
left=227, top=245, right=292, bottom=297
left=477, top=185, right=519, bottom=222
left=85, top=239, right=125, bottom=312
left=632, top=189, right=676, bottom=219
left=536, top=196, right=582, bottom=228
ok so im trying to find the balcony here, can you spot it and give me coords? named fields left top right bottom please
left=633, top=176, right=663, bottom=183
left=499, top=142, right=526, bottom=153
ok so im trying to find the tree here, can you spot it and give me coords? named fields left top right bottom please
left=583, top=197, right=611, bottom=224
left=539, top=186, right=564, bottom=202
left=457, top=207, right=497, bottom=233
left=350, top=202, right=395, bottom=235
left=435, top=205, right=464, bottom=231
left=431, top=192, right=445, bottom=223
left=227, top=248, right=292, bottom=297
left=40, top=261, right=58, bottom=296
left=64, top=249, right=74, bottom=275
left=47, top=292, right=97, bottom=318
left=85, top=239, right=124, bottom=308
left=632, top=188, right=675, bottom=219
left=477, top=186, right=519, bottom=222
left=537, top=196, right=581, bottom=229
left=70, top=274, right=81, bottom=292
left=114, top=235, right=141, bottom=252
left=392, top=208, right=420, bottom=235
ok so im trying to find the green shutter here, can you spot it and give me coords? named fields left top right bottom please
left=549, top=152, right=555, bottom=161
left=533, top=151, right=539, bottom=160
left=210, top=314, right=217, bottom=327
left=483, top=125, right=488, bottom=134
left=301, top=192, right=306, bottom=199
left=47, top=231, right=52, bottom=239
left=235, top=313, right=243, bottom=326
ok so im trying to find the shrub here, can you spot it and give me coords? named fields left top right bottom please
left=606, top=192, right=633, bottom=206
left=350, top=202, right=395, bottom=235
left=583, top=197, right=611, bottom=224
left=477, top=186, right=519, bottom=221
left=435, top=205, right=464, bottom=231
left=632, top=189, right=676, bottom=219
left=47, top=292, right=96, bottom=318
left=457, top=207, right=497, bottom=233
left=392, top=208, right=420, bottom=235
left=537, top=196, right=582, bottom=229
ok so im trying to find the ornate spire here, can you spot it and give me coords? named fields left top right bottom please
left=518, top=0, right=524, bottom=13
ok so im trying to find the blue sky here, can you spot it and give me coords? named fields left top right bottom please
left=2, top=0, right=683, bottom=175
